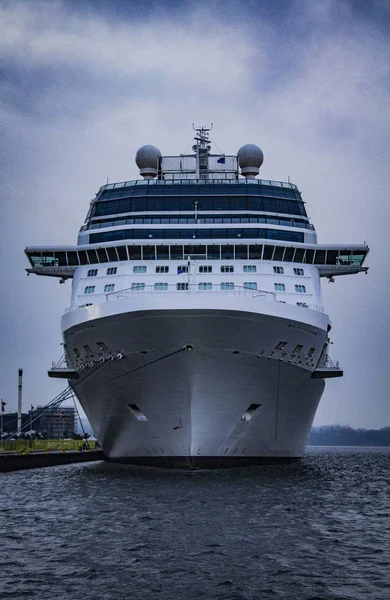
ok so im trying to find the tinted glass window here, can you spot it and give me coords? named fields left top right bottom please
left=284, top=247, right=295, bottom=262
left=157, top=245, right=169, bottom=260
left=143, top=246, right=156, bottom=260
left=305, top=249, right=315, bottom=264
left=249, top=245, right=262, bottom=259
left=107, top=247, right=118, bottom=262
left=221, top=244, right=234, bottom=259
left=170, top=246, right=183, bottom=260
left=263, top=245, right=274, bottom=260
left=293, top=248, right=305, bottom=263
left=78, top=250, right=88, bottom=265
left=116, top=246, right=128, bottom=260
left=97, top=248, right=108, bottom=263
left=67, top=252, right=79, bottom=266
left=127, top=245, right=141, bottom=260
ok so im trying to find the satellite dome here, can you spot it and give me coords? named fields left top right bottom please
left=237, top=144, right=264, bottom=178
left=135, top=145, right=162, bottom=178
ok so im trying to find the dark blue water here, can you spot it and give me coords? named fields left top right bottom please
left=1, top=447, right=389, bottom=600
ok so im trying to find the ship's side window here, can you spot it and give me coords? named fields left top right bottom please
left=156, top=266, right=169, bottom=273
left=273, top=266, right=284, bottom=274
left=84, top=286, right=95, bottom=294
left=275, top=341, right=287, bottom=350
left=133, top=266, right=147, bottom=273
left=274, top=283, right=285, bottom=291
left=87, top=269, right=98, bottom=277
left=104, top=284, right=115, bottom=292
left=296, top=302, right=308, bottom=307
left=178, top=265, right=189, bottom=274
left=131, top=283, right=145, bottom=290
left=177, top=283, right=189, bottom=290
left=293, top=344, right=303, bottom=353
left=73, top=348, right=80, bottom=358
left=293, top=268, right=304, bottom=276
left=199, top=266, right=212, bottom=273
left=243, top=265, right=256, bottom=273
left=221, top=265, right=234, bottom=273
left=307, top=347, right=316, bottom=357
left=198, top=282, right=212, bottom=290
left=220, top=282, right=234, bottom=290
left=295, top=285, right=306, bottom=293
left=107, top=267, right=117, bottom=275
left=154, top=283, right=168, bottom=290
left=244, top=282, right=257, bottom=290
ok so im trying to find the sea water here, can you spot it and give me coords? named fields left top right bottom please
left=1, top=447, right=389, bottom=600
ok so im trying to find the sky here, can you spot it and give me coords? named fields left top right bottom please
left=1, top=0, right=389, bottom=428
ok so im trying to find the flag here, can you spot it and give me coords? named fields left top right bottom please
left=217, top=156, right=225, bottom=164
left=178, top=268, right=183, bottom=274
left=1, top=400, right=6, bottom=412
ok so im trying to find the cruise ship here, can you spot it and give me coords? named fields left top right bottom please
left=25, top=126, right=369, bottom=467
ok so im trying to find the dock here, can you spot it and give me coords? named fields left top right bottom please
left=0, top=450, right=105, bottom=472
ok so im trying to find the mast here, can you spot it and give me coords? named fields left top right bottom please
left=192, top=124, right=212, bottom=180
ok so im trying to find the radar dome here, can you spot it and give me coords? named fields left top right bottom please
left=237, top=144, right=264, bottom=178
left=135, top=145, right=162, bottom=178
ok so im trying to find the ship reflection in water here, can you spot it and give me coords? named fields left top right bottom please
left=1, top=447, right=389, bottom=599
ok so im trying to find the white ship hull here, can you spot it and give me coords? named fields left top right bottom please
left=63, top=297, right=328, bottom=467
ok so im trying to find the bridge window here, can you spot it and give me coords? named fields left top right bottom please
left=133, top=266, right=146, bottom=273
left=199, top=265, right=212, bottom=273
left=84, top=286, right=95, bottom=294
left=131, top=283, right=145, bottom=290
left=128, top=246, right=141, bottom=260
left=296, top=302, right=308, bottom=307
left=107, top=267, right=117, bottom=275
left=293, top=268, right=304, bottom=276
left=295, top=285, right=306, bottom=293
left=154, top=283, right=168, bottom=290
left=221, top=265, right=234, bottom=273
left=274, top=283, right=285, bottom=291
left=221, top=245, right=234, bottom=259
left=87, top=269, right=98, bottom=277
left=273, top=266, right=284, bottom=274
left=104, top=284, right=115, bottom=292
left=178, top=265, right=189, bottom=274
left=177, top=283, right=189, bottom=290
left=221, top=282, right=234, bottom=290
left=156, top=266, right=169, bottom=273
left=87, top=249, right=98, bottom=264
left=294, top=248, right=305, bottom=263
left=244, top=265, right=256, bottom=273
left=249, top=245, right=262, bottom=259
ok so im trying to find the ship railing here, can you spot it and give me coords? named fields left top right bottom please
left=51, top=354, right=67, bottom=369
left=64, top=291, right=326, bottom=313
left=105, top=284, right=277, bottom=302
left=324, top=355, right=340, bottom=369
left=98, top=178, right=299, bottom=192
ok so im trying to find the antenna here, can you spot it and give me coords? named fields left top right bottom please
left=192, top=124, right=213, bottom=179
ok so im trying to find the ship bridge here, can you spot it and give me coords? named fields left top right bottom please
left=25, top=241, right=369, bottom=280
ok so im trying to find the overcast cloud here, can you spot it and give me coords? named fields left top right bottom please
left=1, top=0, right=389, bottom=428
